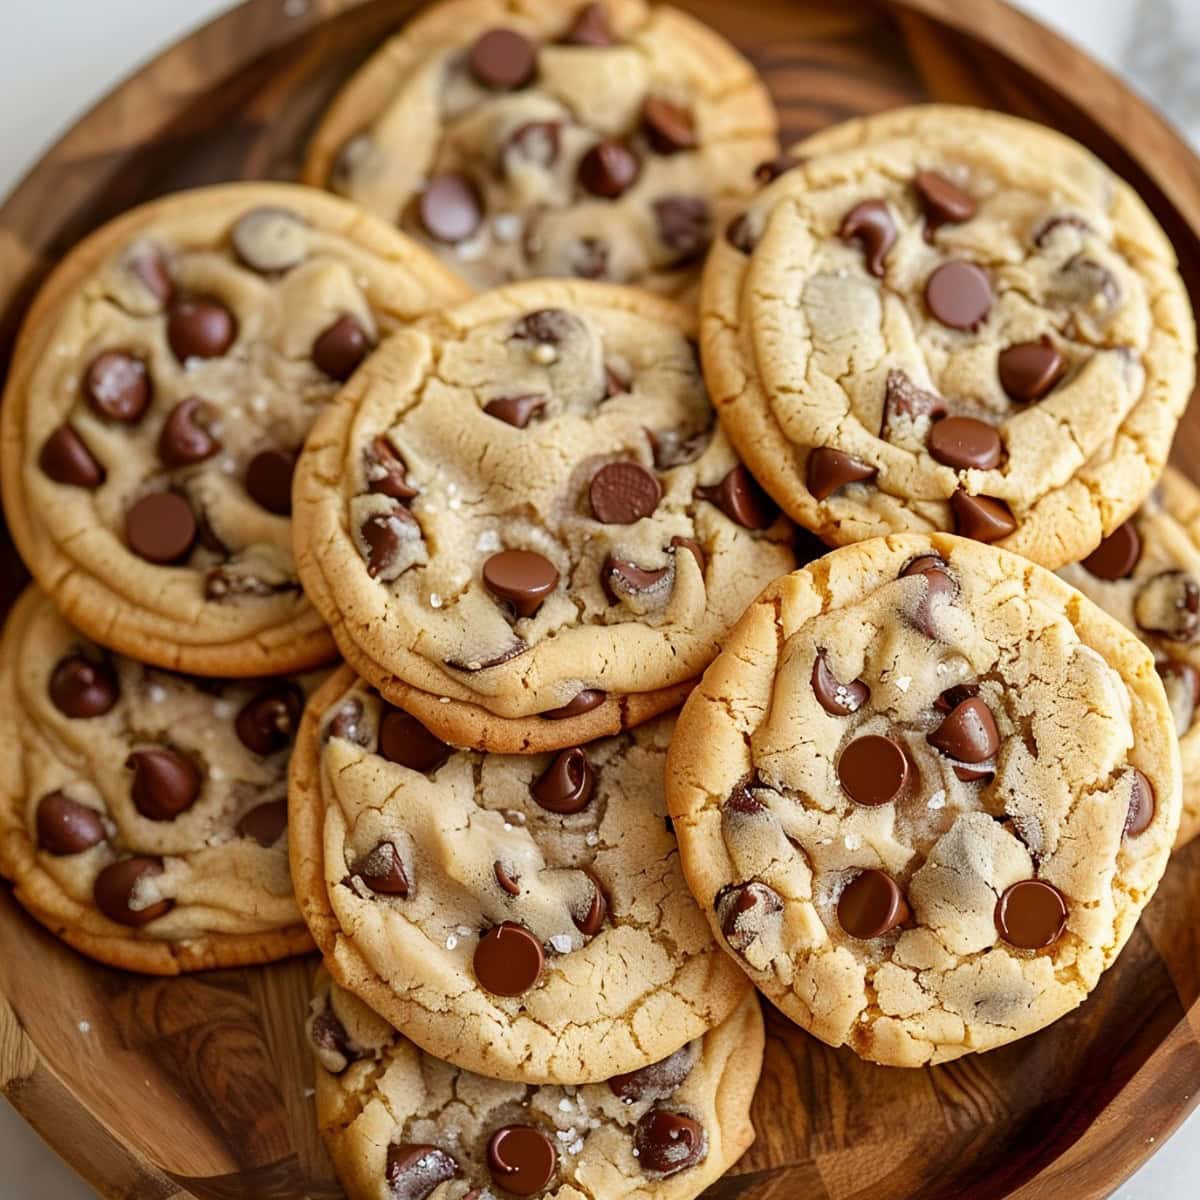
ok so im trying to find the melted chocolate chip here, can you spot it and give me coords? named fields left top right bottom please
left=542, top=689, right=606, bottom=719
left=995, top=879, right=1068, bottom=949
left=353, top=840, right=410, bottom=896
left=950, top=489, right=1016, bottom=543
left=653, top=195, right=711, bottom=263
left=806, top=447, right=877, bottom=500
left=642, top=96, right=696, bottom=154
left=361, top=503, right=420, bottom=579
left=474, top=922, right=544, bottom=995
left=840, top=200, right=896, bottom=277
left=125, top=492, right=197, bottom=564
left=609, top=1043, right=695, bottom=1102
left=925, top=261, right=993, bottom=330
left=49, top=654, right=118, bottom=718
left=309, top=1005, right=359, bottom=1072
left=604, top=556, right=672, bottom=605
left=127, top=748, right=201, bottom=821
left=531, top=747, right=595, bottom=813
left=325, top=698, right=368, bottom=746
left=998, top=337, right=1066, bottom=402
left=561, top=2, right=614, bottom=46
left=84, top=351, right=151, bottom=422
left=1135, top=571, right=1200, bottom=642
left=94, top=857, right=172, bottom=926
left=312, top=314, right=371, bottom=381
left=1080, top=521, right=1142, bottom=581
left=811, top=650, right=869, bottom=716
left=590, top=461, right=661, bottom=524
left=928, top=697, right=1000, bottom=763
left=578, top=140, right=640, bottom=198
left=379, top=707, right=452, bottom=772
left=838, top=735, right=909, bottom=806
left=928, top=416, right=1002, bottom=471
left=235, top=683, right=303, bottom=755
left=572, top=869, right=608, bottom=935
left=469, top=28, right=537, bottom=90
left=483, top=549, right=559, bottom=617
left=157, top=397, right=220, bottom=467
left=236, top=800, right=288, bottom=847
left=695, top=464, right=777, bottom=529
left=725, top=776, right=765, bottom=815
left=717, top=881, right=782, bottom=952
left=634, top=1109, right=706, bottom=1176
left=486, top=1125, right=557, bottom=1196
left=39, top=425, right=105, bottom=488
left=386, top=1143, right=459, bottom=1200
left=914, top=170, right=976, bottom=233
left=1125, top=768, right=1155, bottom=837
left=838, top=869, right=910, bottom=939
left=36, top=791, right=106, bottom=855
left=485, top=394, right=547, bottom=428
left=881, top=370, right=946, bottom=433
left=670, top=535, right=705, bottom=575
left=167, top=295, right=236, bottom=361
left=245, top=448, right=297, bottom=515
left=494, top=861, right=522, bottom=896
left=899, top=553, right=957, bottom=637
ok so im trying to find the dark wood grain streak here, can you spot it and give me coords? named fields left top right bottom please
left=0, top=1, right=1198, bottom=1198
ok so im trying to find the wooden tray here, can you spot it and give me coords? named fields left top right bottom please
left=1, top=1, right=1199, bottom=1197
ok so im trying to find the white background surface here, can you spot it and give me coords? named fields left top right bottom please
left=1, top=0, right=1199, bottom=1196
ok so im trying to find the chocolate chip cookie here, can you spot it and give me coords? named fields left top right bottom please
left=666, top=533, right=1181, bottom=1066
left=1060, top=466, right=1200, bottom=848
left=703, top=104, right=1196, bottom=570
left=0, top=587, right=319, bottom=973
left=304, top=0, right=777, bottom=294
left=293, top=280, right=794, bottom=753
left=0, top=183, right=468, bottom=676
left=289, top=667, right=749, bottom=1083
left=308, top=968, right=762, bottom=1200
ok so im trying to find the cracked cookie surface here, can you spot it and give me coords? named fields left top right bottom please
left=308, top=968, right=762, bottom=1199
left=665, top=533, right=1181, bottom=1066
left=0, top=587, right=319, bottom=974
left=289, top=667, right=748, bottom=1083
left=702, top=104, right=1196, bottom=570
left=0, top=183, right=468, bottom=676
left=293, top=279, right=794, bottom=751
left=1059, top=465, right=1200, bottom=848
left=304, top=0, right=776, bottom=296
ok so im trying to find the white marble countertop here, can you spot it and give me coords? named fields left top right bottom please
left=2, top=0, right=1199, bottom=1196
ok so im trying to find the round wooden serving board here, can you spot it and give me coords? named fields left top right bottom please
left=2, top=1, right=1200, bottom=1197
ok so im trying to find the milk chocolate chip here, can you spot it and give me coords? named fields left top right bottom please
left=531, top=747, right=594, bottom=813
left=572, top=869, right=608, bottom=936
left=49, top=653, right=118, bottom=717
left=840, top=200, right=895, bottom=277
left=353, top=840, right=410, bottom=896
left=127, top=748, right=201, bottom=821
left=642, top=96, right=696, bottom=154
left=542, top=689, right=606, bottom=719
left=811, top=650, right=869, bottom=716
left=167, top=295, right=236, bottom=361
left=469, top=28, right=537, bottom=90
left=1135, top=570, right=1200, bottom=642
left=653, top=195, right=711, bottom=263
left=578, top=140, right=640, bottom=198
left=925, top=261, right=992, bottom=330
left=386, top=1144, right=459, bottom=1200
left=562, top=2, right=614, bottom=46
left=927, top=697, right=1000, bottom=763
left=361, top=503, right=420, bottom=579
left=928, top=416, right=1002, bottom=470
left=94, top=857, right=172, bottom=926
left=483, top=549, right=559, bottom=617
left=1081, top=521, right=1142, bottom=581
left=486, top=1126, right=556, bottom=1196
left=696, top=464, right=777, bottom=529
left=838, top=869, right=910, bottom=939
left=838, top=735, right=909, bottom=806
left=995, top=879, right=1068, bottom=949
left=36, top=791, right=105, bottom=855
left=634, top=1110, right=706, bottom=1176
left=881, top=370, right=946, bottom=432
left=590, top=461, right=660, bottom=524
left=807, top=447, right=877, bottom=500
left=379, top=708, right=451, bottom=772
left=39, top=425, right=105, bottom=488
left=717, top=881, right=782, bottom=953
left=609, top=1043, right=695, bottom=1102
left=85, top=351, right=151, bottom=422
left=950, top=489, right=1016, bottom=543
left=236, top=800, right=288, bottom=847
left=158, top=397, right=220, bottom=467
left=312, top=314, right=371, bottom=380
left=998, top=337, right=1066, bottom=402
left=244, top=447, right=297, bottom=515
left=474, top=922, right=544, bottom=995
left=235, top=683, right=303, bottom=755
left=485, top=394, right=547, bottom=428
left=914, top=170, right=976, bottom=232
left=1124, top=768, right=1155, bottom=837
left=125, top=492, right=197, bottom=564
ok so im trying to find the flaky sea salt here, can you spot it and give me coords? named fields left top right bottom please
left=928, top=790, right=946, bottom=810
left=429, top=593, right=443, bottom=609
left=584, top=831, right=599, bottom=846
left=549, top=933, right=574, bottom=954
left=445, top=935, right=458, bottom=951
left=844, top=833, right=862, bottom=850
left=895, top=675, right=912, bottom=692
left=78, top=1020, right=91, bottom=1034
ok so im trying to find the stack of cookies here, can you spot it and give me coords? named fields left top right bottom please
left=0, top=0, right=1197, bottom=1196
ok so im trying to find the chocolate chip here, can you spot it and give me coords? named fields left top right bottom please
left=838, top=735, right=909, bottom=806
left=312, top=314, right=371, bottom=381
left=1080, top=521, right=1142, bottom=581
left=513, top=308, right=580, bottom=345
left=309, top=1005, right=359, bottom=1073
left=811, top=650, right=869, bottom=716
left=603, top=557, right=672, bottom=606
left=125, top=492, right=197, bottom=564
left=494, top=861, right=522, bottom=896
left=928, top=416, right=1002, bottom=471
left=94, top=857, right=172, bottom=927
left=998, top=337, right=1066, bottom=402
left=950, top=489, right=1016, bottom=543
left=542, top=689, right=606, bottom=719
left=696, top=464, right=777, bottom=529
left=483, top=549, right=559, bottom=618
left=755, top=154, right=802, bottom=184
left=419, top=173, right=484, bottom=243
left=1135, top=570, right=1200, bottom=642
left=899, top=553, right=957, bottom=637
left=127, top=748, right=201, bottom=821
left=486, top=1125, right=556, bottom=1195
left=469, top=28, right=537, bottom=90
left=806, top=446, right=877, bottom=500
left=379, top=707, right=452, bottom=772
left=928, top=697, right=1000, bottom=763
left=881, top=370, right=946, bottom=433
left=634, top=1110, right=706, bottom=1176
left=326, top=698, right=368, bottom=746
left=578, top=140, right=640, bottom=199
left=39, top=425, right=105, bottom=488
left=485, top=394, right=547, bottom=428
left=954, top=763, right=994, bottom=783
left=725, top=212, right=757, bottom=254
left=364, top=436, right=418, bottom=500
left=129, top=247, right=174, bottom=305
left=531, top=746, right=594, bottom=814
left=36, top=791, right=105, bottom=855
left=589, top=461, right=661, bottom=524
left=935, top=682, right=979, bottom=712
left=1158, top=660, right=1200, bottom=734
left=642, top=96, right=696, bottom=154
left=157, top=397, right=221, bottom=467
left=1034, top=213, right=1091, bottom=247
left=235, top=683, right=303, bottom=755
left=925, top=261, right=993, bottom=330
left=361, top=503, right=420, bottom=579
left=914, top=170, right=976, bottom=233
left=570, top=237, right=610, bottom=279
left=1125, top=768, right=1155, bottom=837
left=1053, top=254, right=1120, bottom=315
left=995, top=879, right=1068, bottom=949
left=232, top=207, right=307, bottom=272
left=353, top=840, right=410, bottom=896
left=725, top=776, right=765, bottom=815
left=386, top=1144, right=458, bottom=1200
left=653, top=195, right=711, bottom=264
left=245, top=448, right=297, bottom=515
left=84, top=351, right=151, bottom=422
left=474, top=922, right=544, bottom=995
left=840, top=200, right=895, bottom=277
left=838, top=869, right=910, bottom=939
left=561, top=1, right=614, bottom=45
left=610, top=1044, right=695, bottom=1102
left=670, top=536, right=704, bottom=575
left=647, top=425, right=709, bottom=469
left=572, top=869, right=608, bottom=935
left=49, top=653, right=118, bottom=718
left=167, top=295, right=236, bottom=361
left=503, top=121, right=561, bottom=175
left=236, top=800, right=288, bottom=847
left=443, top=643, right=529, bottom=673
left=717, top=881, right=782, bottom=952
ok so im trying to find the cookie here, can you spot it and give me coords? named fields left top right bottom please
left=0, top=183, right=468, bottom=677
left=665, top=533, right=1181, bottom=1067
left=702, top=104, right=1196, bottom=570
left=0, top=587, right=319, bottom=974
left=293, top=280, right=794, bottom=753
left=289, top=667, right=749, bottom=1083
left=303, top=0, right=777, bottom=295
left=308, top=969, right=763, bottom=1200
left=1059, top=466, right=1200, bottom=848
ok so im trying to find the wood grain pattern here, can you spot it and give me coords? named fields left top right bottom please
left=1, top=1, right=1199, bottom=1197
